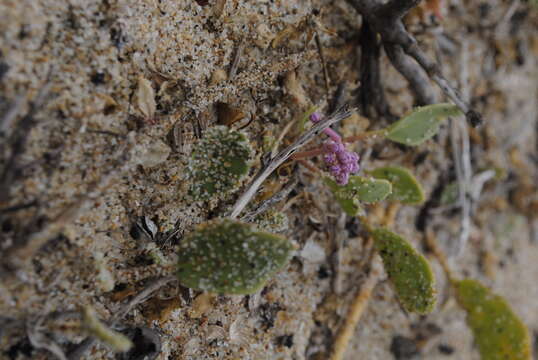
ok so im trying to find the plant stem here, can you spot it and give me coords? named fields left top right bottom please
left=343, top=129, right=387, bottom=143
left=290, top=147, right=326, bottom=160
left=425, top=229, right=455, bottom=283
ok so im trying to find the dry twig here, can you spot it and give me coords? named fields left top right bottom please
left=240, top=177, right=298, bottom=223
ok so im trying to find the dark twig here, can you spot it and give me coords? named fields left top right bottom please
left=329, top=82, right=347, bottom=114
left=384, top=43, right=435, bottom=105
left=347, top=0, right=483, bottom=126
left=0, top=80, right=53, bottom=202
left=377, top=0, right=421, bottom=19
left=314, top=30, right=331, bottom=97
left=0, top=200, right=39, bottom=214
left=358, top=21, right=394, bottom=118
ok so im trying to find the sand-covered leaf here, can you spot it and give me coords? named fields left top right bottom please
left=386, top=103, right=461, bottom=146
left=325, top=176, right=392, bottom=216
left=176, top=219, right=293, bottom=295
left=370, top=166, right=425, bottom=205
left=187, top=126, right=253, bottom=201
left=454, top=279, right=531, bottom=360
left=372, top=228, right=436, bottom=314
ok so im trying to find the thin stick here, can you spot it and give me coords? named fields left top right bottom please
left=450, top=118, right=472, bottom=256
left=240, top=178, right=298, bottom=222
left=314, top=30, right=331, bottom=97
left=342, top=129, right=387, bottom=143
left=330, top=254, right=383, bottom=360
left=229, top=42, right=245, bottom=80
left=229, top=105, right=355, bottom=219
left=425, top=229, right=454, bottom=283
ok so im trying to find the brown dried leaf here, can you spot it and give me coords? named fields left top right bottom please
left=188, top=293, right=215, bottom=319
left=110, top=284, right=136, bottom=302
left=144, top=297, right=182, bottom=324
left=217, top=102, right=246, bottom=126
left=136, top=76, right=156, bottom=119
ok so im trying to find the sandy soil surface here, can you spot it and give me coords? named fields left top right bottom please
left=1, top=0, right=537, bottom=359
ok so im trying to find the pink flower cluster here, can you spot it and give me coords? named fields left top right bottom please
left=310, top=112, right=360, bottom=185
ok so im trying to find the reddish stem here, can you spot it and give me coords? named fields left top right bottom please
left=291, top=146, right=326, bottom=160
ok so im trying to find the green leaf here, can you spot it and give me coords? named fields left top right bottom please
left=187, top=126, right=253, bottom=201
left=176, top=219, right=293, bottom=295
left=371, top=228, right=436, bottom=314
left=454, top=279, right=531, bottom=360
left=370, top=166, right=425, bottom=205
left=324, top=176, right=392, bottom=216
left=386, top=103, right=462, bottom=146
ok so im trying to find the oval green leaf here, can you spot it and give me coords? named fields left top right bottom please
left=454, top=279, right=531, bottom=360
left=371, top=228, right=436, bottom=314
left=187, top=126, right=253, bottom=201
left=370, top=166, right=425, bottom=205
left=177, top=219, right=293, bottom=295
left=324, top=176, right=392, bottom=216
left=386, top=103, right=462, bottom=146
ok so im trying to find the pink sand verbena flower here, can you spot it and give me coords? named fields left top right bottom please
left=310, top=112, right=360, bottom=185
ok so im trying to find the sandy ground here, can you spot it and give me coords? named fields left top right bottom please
left=0, top=0, right=537, bottom=359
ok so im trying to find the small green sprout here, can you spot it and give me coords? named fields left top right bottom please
left=325, top=176, right=392, bottom=216
left=187, top=126, right=253, bottom=201
left=371, top=228, right=436, bottom=314
left=370, top=166, right=425, bottom=205
left=454, top=279, right=531, bottom=360
left=176, top=218, right=293, bottom=295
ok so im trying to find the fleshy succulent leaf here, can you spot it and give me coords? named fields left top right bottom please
left=176, top=219, right=293, bottom=295
left=371, top=228, right=436, bottom=314
left=454, top=279, right=531, bottom=360
left=386, top=103, right=461, bottom=146
left=370, top=166, right=425, bottom=205
left=187, top=126, right=253, bottom=201
left=325, top=176, right=392, bottom=216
